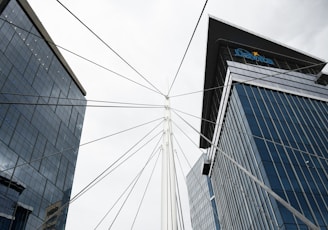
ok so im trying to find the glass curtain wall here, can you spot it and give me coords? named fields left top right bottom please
left=0, top=0, right=86, bottom=229
left=211, top=82, right=328, bottom=229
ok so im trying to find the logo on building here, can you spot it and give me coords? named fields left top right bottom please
left=234, top=48, right=274, bottom=65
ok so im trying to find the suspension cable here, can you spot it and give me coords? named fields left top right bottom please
left=0, top=117, right=163, bottom=173
left=170, top=61, right=328, bottom=98
left=130, top=148, right=162, bottom=230
left=172, top=150, right=185, bottom=230
left=37, top=121, right=163, bottom=230
left=171, top=107, right=216, bottom=124
left=55, top=0, right=165, bottom=96
left=0, top=17, right=162, bottom=96
left=172, top=104, right=328, bottom=161
left=72, top=130, right=164, bottom=205
left=167, top=0, right=209, bottom=96
left=173, top=134, right=220, bottom=226
left=174, top=108, right=320, bottom=230
left=0, top=101, right=163, bottom=109
left=94, top=138, right=162, bottom=229
left=106, top=146, right=162, bottom=229
left=171, top=120, right=204, bottom=154
left=0, top=91, right=164, bottom=107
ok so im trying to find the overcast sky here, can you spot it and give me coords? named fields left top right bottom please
left=27, top=0, right=328, bottom=229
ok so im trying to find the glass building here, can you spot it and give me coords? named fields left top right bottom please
left=199, top=17, right=328, bottom=229
left=186, top=154, right=220, bottom=230
left=0, top=0, right=86, bottom=229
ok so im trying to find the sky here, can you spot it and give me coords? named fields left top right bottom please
left=26, top=0, right=328, bottom=229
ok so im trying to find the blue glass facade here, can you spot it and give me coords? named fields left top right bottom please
left=186, top=154, right=220, bottom=230
left=211, top=79, right=327, bottom=229
left=238, top=83, right=327, bottom=228
left=0, top=0, right=86, bottom=229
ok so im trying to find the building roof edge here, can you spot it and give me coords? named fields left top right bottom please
left=207, top=15, right=326, bottom=63
left=18, top=0, right=87, bottom=96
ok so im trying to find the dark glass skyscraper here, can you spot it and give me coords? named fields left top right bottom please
left=0, top=0, right=86, bottom=229
left=200, top=17, right=327, bottom=229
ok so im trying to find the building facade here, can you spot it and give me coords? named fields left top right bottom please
left=186, top=154, right=220, bottom=230
left=0, top=0, right=86, bottom=229
left=200, top=17, right=328, bottom=229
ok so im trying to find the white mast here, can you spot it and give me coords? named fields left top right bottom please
left=161, top=97, right=177, bottom=230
